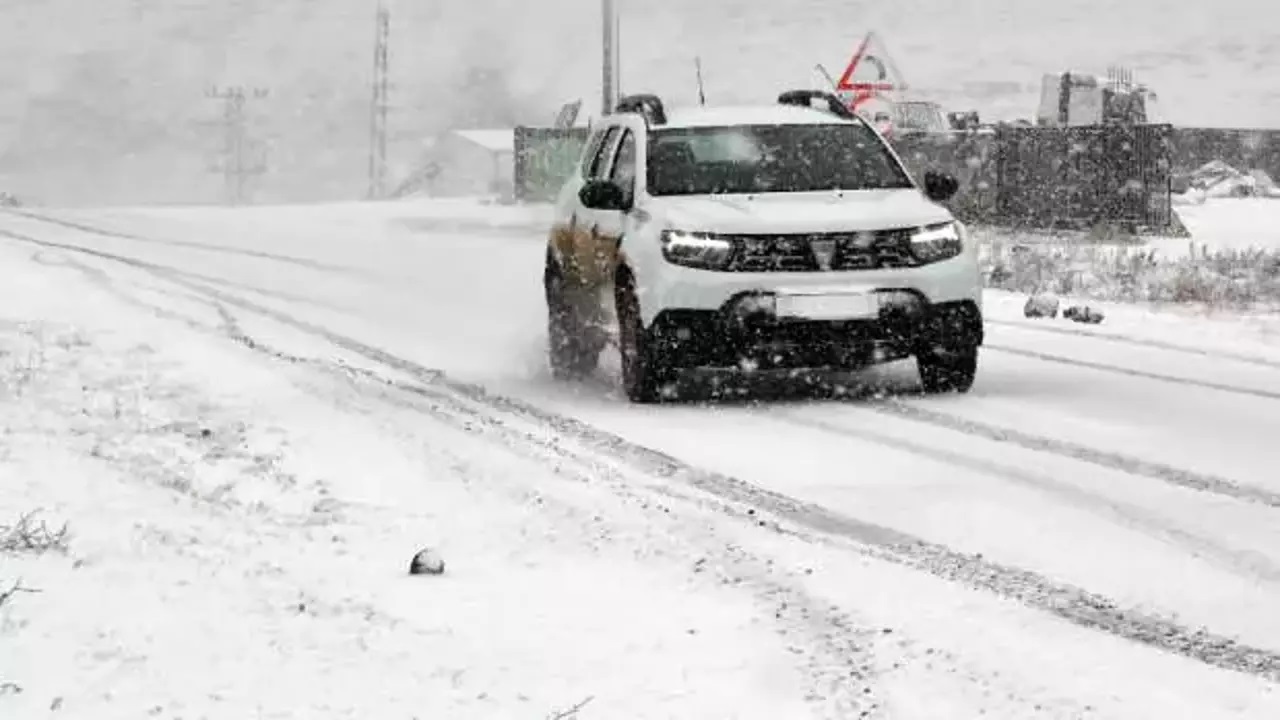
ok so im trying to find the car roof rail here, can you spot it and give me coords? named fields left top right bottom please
left=615, top=93, right=667, bottom=126
left=777, top=90, right=856, bottom=120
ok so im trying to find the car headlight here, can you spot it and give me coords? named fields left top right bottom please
left=909, top=221, right=964, bottom=263
left=660, top=230, right=734, bottom=270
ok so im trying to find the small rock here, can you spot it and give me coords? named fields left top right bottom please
left=1063, top=305, right=1105, bottom=324
left=409, top=548, right=445, bottom=576
left=1023, top=294, right=1060, bottom=319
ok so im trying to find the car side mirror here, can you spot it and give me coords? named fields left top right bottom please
left=578, top=179, right=629, bottom=211
left=923, top=170, right=959, bottom=203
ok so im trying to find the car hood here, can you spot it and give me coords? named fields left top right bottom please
left=647, top=189, right=954, bottom=234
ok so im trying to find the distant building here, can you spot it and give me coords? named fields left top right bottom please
left=393, top=128, right=513, bottom=199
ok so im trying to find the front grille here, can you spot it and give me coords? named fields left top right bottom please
left=725, top=230, right=919, bottom=272
left=731, top=234, right=814, bottom=272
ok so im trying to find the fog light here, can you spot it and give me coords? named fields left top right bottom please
left=733, top=293, right=777, bottom=317
left=877, top=290, right=922, bottom=312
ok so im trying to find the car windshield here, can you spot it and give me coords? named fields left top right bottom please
left=646, top=122, right=913, bottom=196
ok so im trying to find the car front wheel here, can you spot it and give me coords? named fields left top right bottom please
left=917, top=348, right=978, bottom=394
left=545, top=262, right=601, bottom=380
left=614, top=274, right=669, bottom=403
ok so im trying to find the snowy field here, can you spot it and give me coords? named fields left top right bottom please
left=3, top=199, right=1280, bottom=718
left=1176, top=198, right=1280, bottom=253
left=3, top=0, right=1280, bottom=205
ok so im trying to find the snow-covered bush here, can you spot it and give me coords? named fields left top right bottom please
left=981, top=236, right=1280, bottom=309
left=1, top=510, right=71, bottom=555
left=1023, top=293, right=1060, bottom=318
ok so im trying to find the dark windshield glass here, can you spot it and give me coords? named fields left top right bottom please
left=646, top=123, right=913, bottom=196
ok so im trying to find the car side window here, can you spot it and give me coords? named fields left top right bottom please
left=608, top=129, right=637, bottom=203
left=579, top=129, right=607, bottom=178
left=587, top=127, right=621, bottom=179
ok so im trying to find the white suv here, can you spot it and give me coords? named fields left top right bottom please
left=543, top=90, right=984, bottom=403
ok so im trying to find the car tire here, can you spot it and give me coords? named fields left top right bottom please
left=917, top=348, right=978, bottom=394
left=615, top=272, right=668, bottom=403
left=545, top=259, right=600, bottom=380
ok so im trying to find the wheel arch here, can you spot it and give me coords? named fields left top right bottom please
left=613, top=257, right=635, bottom=288
left=543, top=245, right=563, bottom=295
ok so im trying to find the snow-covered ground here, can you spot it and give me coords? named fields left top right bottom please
left=1175, top=198, right=1280, bottom=253
left=0, top=226, right=825, bottom=718
left=3, top=199, right=1280, bottom=718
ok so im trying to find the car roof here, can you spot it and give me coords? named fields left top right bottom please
left=638, top=104, right=861, bottom=130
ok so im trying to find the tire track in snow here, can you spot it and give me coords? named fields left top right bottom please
left=986, top=343, right=1280, bottom=401
left=53, top=252, right=890, bottom=719
left=7, top=220, right=1280, bottom=684
left=394, top=216, right=545, bottom=237
left=772, top=408, right=1280, bottom=584
left=869, top=399, right=1280, bottom=508
left=28, top=251, right=224, bottom=333
left=353, top=380, right=889, bottom=719
left=2, top=208, right=371, bottom=277
left=8, top=229, right=895, bottom=716
left=12, top=254, right=896, bottom=719
left=1, top=227, right=361, bottom=316
left=986, top=318, right=1280, bottom=370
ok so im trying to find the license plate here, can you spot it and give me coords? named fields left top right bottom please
left=776, top=292, right=880, bottom=320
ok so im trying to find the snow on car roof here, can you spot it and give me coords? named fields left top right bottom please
left=657, top=104, right=859, bottom=129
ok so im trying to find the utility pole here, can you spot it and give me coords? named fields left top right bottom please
left=206, top=85, right=268, bottom=205
left=615, top=9, right=622, bottom=100
left=695, top=57, right=707, bottom=106
left=601, top=0, right=615, bottom=115
left=368, top=2, right=391, bottom=199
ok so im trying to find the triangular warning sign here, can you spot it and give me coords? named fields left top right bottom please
left=834, top=31, right=908, bottom=109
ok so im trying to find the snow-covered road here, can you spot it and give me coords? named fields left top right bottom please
left=3, top=201, right=1279, bottom=718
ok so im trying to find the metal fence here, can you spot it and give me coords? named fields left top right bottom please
left=513, top=126, right=590, bottom=202
left=513, top=123, right=1175, bottom=231
left=993, top=123, right=1173, bottom=230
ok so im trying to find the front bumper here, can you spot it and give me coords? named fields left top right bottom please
left=646, top=292, right=983, bottom=371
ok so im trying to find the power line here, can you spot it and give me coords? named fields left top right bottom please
left=368, top=2, right=391, bottom=199
left=206, top=85, right=268, bottom=205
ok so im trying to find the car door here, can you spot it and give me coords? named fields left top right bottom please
left=573, top=124, right=627, bottom=288
left=583, top=122, right=644, bottom=334
left=550, top=125, right=606, bottom=270
left=590, top=124, right=639, bottom=282
left=553, top=124, right=621, bottom=288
